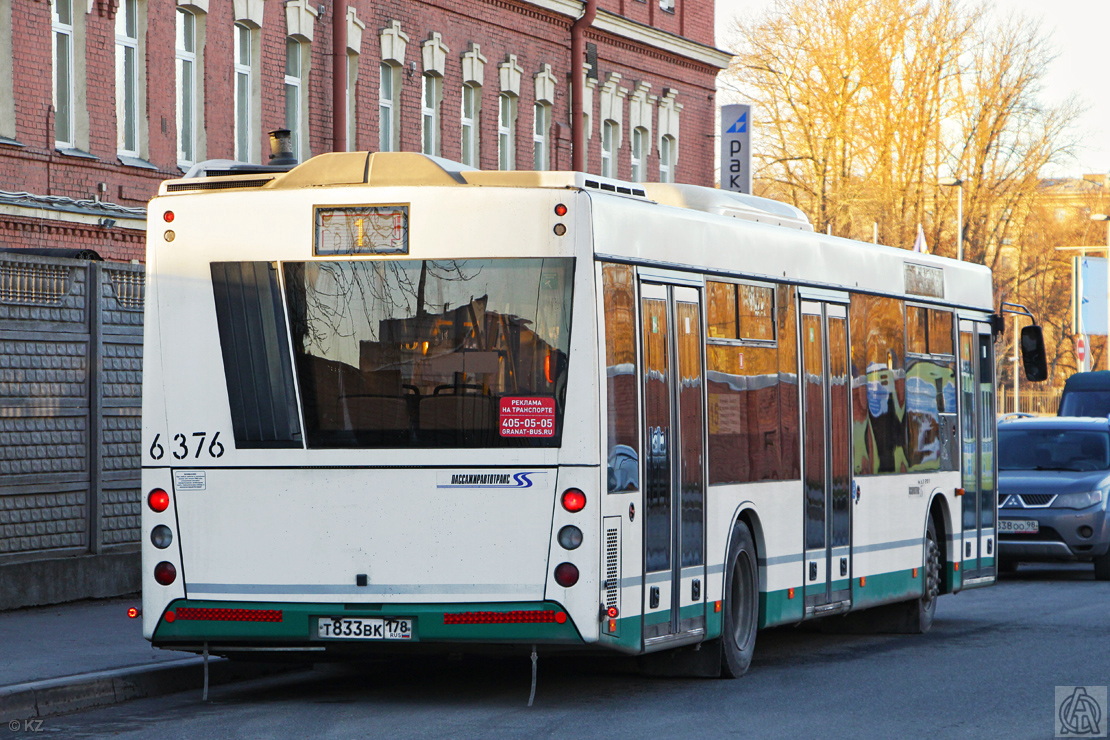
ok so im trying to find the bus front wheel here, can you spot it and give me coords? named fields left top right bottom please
left=720, top=520, right=759, bottom=678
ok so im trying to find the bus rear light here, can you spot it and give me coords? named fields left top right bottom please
left=127, top=606, right=141, bottom=619
left=164, top=610, right=176, bottom=623
left=444, top=610, right=567, bottom=625
left=554, top=562, right=579, bottom=587
left=561, top=488, right=586, bottom=513
left=608, top=618, right=617, bottom=632
left=163, top=211, right=174, bottom=223
left=554, top=203, right=568, bottom=217
left=148, top=489, right=170, bottom=513
left=150, top=525, right=173, bottom=549
left=558, top=525, right=583, bottom=550
left=606, top=606, right=619, bottom=618
left=176, top=608, right=283, bottom=622
left=154, top=561, right=177, bottom=586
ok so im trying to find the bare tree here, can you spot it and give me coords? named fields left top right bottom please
left=720, top=0, right=1083, bottom=393
left=721, top=0, right=1078, bottom=252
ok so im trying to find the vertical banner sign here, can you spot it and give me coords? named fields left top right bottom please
left=1079, top=256, right=1108, bottom=336
left=721, top=104, right=752, bottom=194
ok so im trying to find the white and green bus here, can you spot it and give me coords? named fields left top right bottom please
left=141, top=151, right=1036, bottom=676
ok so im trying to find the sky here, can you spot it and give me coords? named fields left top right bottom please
left=714, top=0, right=1110, bottom=177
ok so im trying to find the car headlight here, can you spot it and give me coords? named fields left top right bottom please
left=1052, top=489, right=1105, bottom=509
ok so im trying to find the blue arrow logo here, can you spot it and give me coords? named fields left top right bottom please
left=726, top=112, right=747, bottom=134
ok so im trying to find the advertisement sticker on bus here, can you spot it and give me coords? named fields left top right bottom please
left=499, top=397, right=556, bottom=437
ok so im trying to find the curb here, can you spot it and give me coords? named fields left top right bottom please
left=0, top=656, right=302, bottom=723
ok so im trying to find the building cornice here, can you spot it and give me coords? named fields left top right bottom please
left=526, top=0, right=733, bottom=68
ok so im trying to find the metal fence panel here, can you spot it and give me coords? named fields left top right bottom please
left=0, top=252, right=143, bottom=561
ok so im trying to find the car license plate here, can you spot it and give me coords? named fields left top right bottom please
left=317, top=617, right=413, bottom=640
left=998, top=519, right=1039, bottom=534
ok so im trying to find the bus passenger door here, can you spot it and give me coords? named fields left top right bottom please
left=800, top=300, right=853, bottom=613
left=959, top=320, right=997, bottom=583
left=640, top=281, right=706, bottom=646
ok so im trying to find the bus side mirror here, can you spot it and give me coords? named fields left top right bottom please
left=1020, top=325, right=1048, bottom=382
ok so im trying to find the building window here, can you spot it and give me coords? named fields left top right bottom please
left=0, top=0, right=12, bottom=141
left=346, top=51, right=358, bottom=151
left=461, top=82, right=480, bottom=167
left=176, top=7, right=199, bottom=166
left=601, top=119, right=617, bottom=178
left=533, top=102, right=551, bottom=170
left=659, top=134, right=676, bottom=183
left=52, top=0, right=75, bottom=148
left=631, top=126, right=647, bottom=182
left=498, top=93, right=516, bottom=170
left=285, top=37, right=307, bottom=160
left=115, top=0, right=140, bottom=156
left=422, top=73, right=441, bottom=156
left=234, top=22, right=255, bottom=162
left=378, top=62, right=400, bottom=152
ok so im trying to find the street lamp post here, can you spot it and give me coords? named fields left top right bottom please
left=1093, top=214, right=1110, bottom=371
left=940, top=177, right=963, bottom=260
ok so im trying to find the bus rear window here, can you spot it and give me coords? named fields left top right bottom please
left=283, top=258, right=574, bottom=448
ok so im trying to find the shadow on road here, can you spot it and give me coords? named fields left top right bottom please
left=998, top=561, right=1097, bottom=582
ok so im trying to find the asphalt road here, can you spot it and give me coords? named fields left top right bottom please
left=31, top=563, right=1110, bottom=740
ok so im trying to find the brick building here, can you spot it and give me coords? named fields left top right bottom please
left=0, top=0, right=729, bottom=263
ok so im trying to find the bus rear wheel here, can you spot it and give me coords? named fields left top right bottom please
left=720, top=521, right=758, bottom=678
left=890, top=516, right=940, bottom=634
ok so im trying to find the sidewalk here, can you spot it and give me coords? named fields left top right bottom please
left=0, top=596, right=294, bottom=722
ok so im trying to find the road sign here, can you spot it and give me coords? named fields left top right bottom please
left=1077, top=335, right=1087, bottom=363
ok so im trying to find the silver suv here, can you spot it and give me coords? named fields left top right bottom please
left=997, top=416, right=1110, bottom=580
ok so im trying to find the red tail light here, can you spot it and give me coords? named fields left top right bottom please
left=561, top=488, right=586, bottom=513
left=154, top=561, right=177, bottom=586
left=554, top=562, right=579, bottom=587
left=148, top=489, right=170, bottom=513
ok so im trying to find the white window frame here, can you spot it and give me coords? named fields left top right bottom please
left=498, top=92, right=516, bottom=171
left=601, top=119, right=617, bottom=178
left=378, top=62, right=400, bottom=152
left=234, top=22, right=256, bottom=162
left=115, top=0, right=141, bottom=157
left=660, top=133, right=675, bottom=183
left=0, top=0, right=15, bottom=141
left=175, top=7, right=200, bottom=166
left=631, top=126, right=647, bottom=182
left=52, top=0, right=75, bottom=148
left=284, top=37, right=308, bottom=160
left=461, top=82, right=480, bottom=167
left=421, top=73, right=442, bottom=156
left=533, top=101, right=551, bottom=171
left=346, top=50, right=358, bottom=151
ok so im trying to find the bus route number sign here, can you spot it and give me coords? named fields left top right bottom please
left=314, top=205, right=409, bottom=255
left=499, top=397, right=556, bottom=438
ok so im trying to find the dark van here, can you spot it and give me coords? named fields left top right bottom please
left=1059, top=371, right=1110, bottom=417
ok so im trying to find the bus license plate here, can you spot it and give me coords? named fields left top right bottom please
left=998, top=519, right=1039, bottom=534
left=317, top=617, right=413, bottom=640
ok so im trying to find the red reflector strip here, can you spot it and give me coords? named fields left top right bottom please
left=443, top=610, right=567, bottom=625
left=175, top=608, right=283, bottom=623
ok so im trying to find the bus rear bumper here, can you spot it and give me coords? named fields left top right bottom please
left=151, top=599, right=587, bottom=656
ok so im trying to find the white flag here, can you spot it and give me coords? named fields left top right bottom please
left=912, top=223, right=928, bottom=253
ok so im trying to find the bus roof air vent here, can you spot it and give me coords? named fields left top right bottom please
left=641, top=183, right=813, bottom=231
